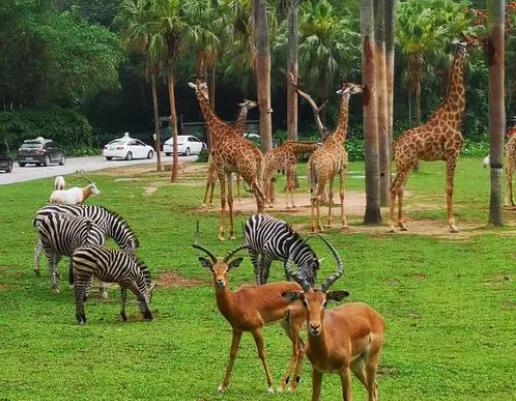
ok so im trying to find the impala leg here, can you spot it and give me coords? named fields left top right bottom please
left=278, top=316, right=296, bottom=392
left=279, top=314, right=304, bottom=393
left=287, top=321, right=304, bottom=392
left=339, top=169, right=347, bottom=228
left=226, top=172, right=235, bottom=240
left=251, top=328, right=274, bottom=392
left=33, top=240, right=43, bottom=276
left=219, top=330, right=242, bottom=393
left=351, top=357, right=368, bottom=392
left=218, top=173, right=226, bottom=241
left=446, top=157, right=459, bottom=233
left=311, top=367, right=323, bottom=401
left=366, top=351, right=381, bottom=401
left=340, top=365, right=351, bottom=401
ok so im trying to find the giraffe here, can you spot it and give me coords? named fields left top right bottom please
left=389, top=37, right=482, bottom=233
left=308, top=82, right=363, bottom=233
left=263, top=140, right=320, bottom=209
left=505, top=132, right=516, bottom=206
left=189, top=80, right=264, bottom=240
left=202, top=99, right=258, bottom=207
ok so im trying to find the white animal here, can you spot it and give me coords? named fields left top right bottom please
left=54, top=176, right=65, bottom=190
left=49, top=183, right=100, bottom=205
left=482, top=155, right=490, bottom=168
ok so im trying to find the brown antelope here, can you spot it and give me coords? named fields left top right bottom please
left=192, top=237, right=307, bottom=393
left=282, top=235, right=385, bottom=401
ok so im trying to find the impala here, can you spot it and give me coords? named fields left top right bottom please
left=282, top=235, right=385, bottom=401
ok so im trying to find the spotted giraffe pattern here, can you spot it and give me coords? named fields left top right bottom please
left=263, top=141, right=320, bottom=208
left=307, top=82, right=363, bottom=232
left=389, top=39, right=482, bottom=233
left=506, top=133, right=516, bottom=206
left=189, top=80, right=264, bottom=240
left=202, top=100, right=258, bottom=207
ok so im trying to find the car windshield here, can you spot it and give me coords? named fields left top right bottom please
left=108, top=140, right=126, bottom=145
left=21, top=143, right=42, bottom=149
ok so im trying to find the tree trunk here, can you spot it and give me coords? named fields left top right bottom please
left=487, top=0, right=505, bottom=226
left=167, top=67, right=179, bottom=183
left=287, top=1, right=298, bottom=141
left=150, top=71, right=162, bottom=172
left=374, top=0, right=390, bottom=207
left=385, top=0, right=395, bottom=147
left=208, top=66, right=216, bottom=111
left=253, top=0, right=273, bottom=152
left=361, top=0, right=382, bottom=224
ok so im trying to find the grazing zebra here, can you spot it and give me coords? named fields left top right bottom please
left=33, top=204, right=139, bottom=276
left=72, top=245, right=154, bottom=324
left=34, top=214, right=105, bottom=293
left=244, top=213, right=319, bottom=285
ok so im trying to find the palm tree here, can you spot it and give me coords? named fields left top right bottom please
left=361, top=0, right=381, bottom=224
left=385, top=0, right=395, bottom=150
left=374, top=0, right=389, bottom=206
left=117, top=0, right=163, bottom=172
left=487, top=0, right=505, bottom=226
left=253, top=0, right=273, bottom=152
left=149, top=0, right=184, bottom=182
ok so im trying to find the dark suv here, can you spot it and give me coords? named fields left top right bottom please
left=0, top=140, right=13, bottom=173
left=17, top=137, right=65, bottom=167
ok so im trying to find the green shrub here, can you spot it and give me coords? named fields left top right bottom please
left=461, top=138, right=489, bottom=157
left=0, top=106, right=93, bottom=151
left=196, top=148, right=210, bottom=163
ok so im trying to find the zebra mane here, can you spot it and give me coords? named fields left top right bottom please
left=98, top=206, right=140, bottom=248
left=285, top=223, right=315, bottom=255
left=134, top=256, right=151, bottom=285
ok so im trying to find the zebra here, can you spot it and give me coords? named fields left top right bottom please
left=34, top=214, right=105, bottom=293
left=33, top=204, right=139, bottom=276
left=72, top=245, right=155, bottom=324
left=243, top=213, right=319, bottom=285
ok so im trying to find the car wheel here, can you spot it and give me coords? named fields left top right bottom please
left=106, top=157, right=113, bottom=161
left=147, top=150, right=154, bottom=159
left=185, top=147, right=191, bottom=156
left=18, top=162, right=25, bottom=167
left=6, top=161, right=13, bottom=173
left=125, top=152, right=133, bottom=161
left=59, top=156, right=65, bottom=166
left=43, top=155, right=50, bottom=167
left=165, top=153, right=171, bottom=156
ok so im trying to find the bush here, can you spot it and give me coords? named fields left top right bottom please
left=0, top=106, right=93, bottom=151
left=196, top=148, right=210, bottom=163
left=462, top=138, right=489, bottom=157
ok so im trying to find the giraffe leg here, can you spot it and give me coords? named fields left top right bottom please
left=446, top=157, right=459, bottom=233
left=507, top=161, right=514, bottom=206
left=327, top=178, right=334, bottom=227
left=202, top=176, right=212, bottom=208
left=208, top=177, right=215, bottom=207
left=218, top=173, right=226, bottom=241
left=389, top=169, right=410, bottom=231
left=388, top=178, right=398, bottom=232
left=226, top=172, right=235, bottom=240
left=286, top=167, right=295, bottom=209
left=236, top=174, right=241, bottom=203
left=339, top=169, right=348, bottom=229
left=315, top=182, right=325, bottom=232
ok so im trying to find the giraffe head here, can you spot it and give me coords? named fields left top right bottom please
left=336, top=82, right=363, bottom=99
left=453, top=33, right=484, bottom=51
left=188, top=80, right=209, bottom=102
left=238, top=99, right=258, bottom=110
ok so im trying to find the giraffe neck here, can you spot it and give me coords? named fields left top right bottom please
left=232, top=107, right=249, bottom=136
left=431, top=47, right=467, bottom=130
left=194, top=88, right=228, bottom=141
left=288, top=141, right=320, bottom=155
left=332, top=94, right=350, bottom=142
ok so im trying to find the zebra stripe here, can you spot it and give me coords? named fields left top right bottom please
left=244, top=213, right=319, bottom=285
left=33, top=204, right=139, bottom=275
left=72, top=245, right=153, bottom=324
left=35, top=214, right=105, bottom=293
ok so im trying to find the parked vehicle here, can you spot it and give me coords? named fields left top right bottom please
left=0, top=140, right=13, bottom=173
left=17, top=137, right=65, bottom=167
left=163, top=135, right=206, bottom=156
left=103, top=135, right=154, bottom=161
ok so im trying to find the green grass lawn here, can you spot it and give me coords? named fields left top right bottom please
left=0, top=157, right=514, bottom=401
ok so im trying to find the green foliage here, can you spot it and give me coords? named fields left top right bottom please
left=461, top=138, right=489, bottom=157
left=195, top=147, right=210, bottom=162
left=0, top=106, right=93, bottom=150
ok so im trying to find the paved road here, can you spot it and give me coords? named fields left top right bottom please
left=0, top=153, right=197, bottom=186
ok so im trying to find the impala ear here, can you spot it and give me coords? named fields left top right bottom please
left=326, top=290, right=350, bottom=302
left=198, top=257, right=213, bottom=271
left=282, top=291, right=303, bottom=303
left=227, top=257, right=244, bottom=271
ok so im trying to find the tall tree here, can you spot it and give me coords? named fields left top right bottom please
left=286, top=0, right=299, bottom=141
left=253, top=0, right=273, bottom=152
left=385, top=0, right=395, bottom=149
left=487, top=0, right=505, bottom=226
left=361, top=0, right=382, bottom=224
left=374, top=0, right=389, bottom=206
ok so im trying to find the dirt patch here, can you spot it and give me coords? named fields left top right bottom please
left=407, top=272, right=427, bottom=281
left=156, top=271, right=205, bottom=288
left=144, top=181, right=167, bottom=195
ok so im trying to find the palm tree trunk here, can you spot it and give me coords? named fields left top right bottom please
left=150, top=71, right=162, bottom=172
left=166, top=67, right=179, bottom=183
left=253, top=0, right=273, bottom=152
left=361, top=0, right=382, bottom=224
left=208, top=66, right=216, bottom=111
left=374, top=0, right=390, bottom=207
left=287, top=1, right=298, bottom=142
left=385, top=0, right=395, bottom=147
left=487, top=0, right=505, bottom=226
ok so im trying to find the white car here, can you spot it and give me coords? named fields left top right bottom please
left=103, top=137, right=154, bottom=161
left=163, top=135, right=206, bottom=156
